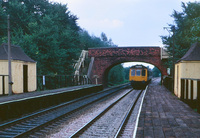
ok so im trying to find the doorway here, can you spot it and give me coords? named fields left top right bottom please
left=23, top=65, right=28, bottom=92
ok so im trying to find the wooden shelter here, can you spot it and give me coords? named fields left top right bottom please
left=174, top=42, right=200, bottom=99
left=0, top=43, right=37, bottom=94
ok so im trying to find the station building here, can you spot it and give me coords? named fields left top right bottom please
left=0, top=43, right=37, bottom=94
left=174, top=42, right=200, bottom=99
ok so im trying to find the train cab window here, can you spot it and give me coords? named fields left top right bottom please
left=142, top=69, right=146, bottom=76
left=136, top=70, right=141, bottom=76
left=131, top=69, right=135, bottom=76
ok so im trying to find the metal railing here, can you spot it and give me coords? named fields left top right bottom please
left=180, top=78, right=200, bottom=112
left=0, top=75, right=9, bottom=95
left=37, top=75, right=91, bottom=91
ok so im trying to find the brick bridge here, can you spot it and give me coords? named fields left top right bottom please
left=88, top=47, right=168, bottom=87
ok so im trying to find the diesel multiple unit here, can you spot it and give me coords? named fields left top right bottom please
left=129, top=65, right=152, bottom=89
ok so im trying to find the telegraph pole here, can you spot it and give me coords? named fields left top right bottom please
left=8, top=14, right=12, bottom=95
left=2, top=0, right=12, bottom=95
left=172, top=26, right=175, bottom=94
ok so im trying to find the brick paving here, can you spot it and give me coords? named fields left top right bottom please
left=136, top=82, right=200, bottom=138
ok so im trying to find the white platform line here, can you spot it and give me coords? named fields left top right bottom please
left=132, top=86, right=148, bottom=138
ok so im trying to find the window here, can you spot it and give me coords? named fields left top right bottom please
left=142, top=69, right=146, bottom=76
left=136, top=70, right=141, bottom=76
left=131, top=69, right=135, bottom=76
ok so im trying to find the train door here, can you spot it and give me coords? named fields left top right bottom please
left=23, top=65, right=28, bottom=92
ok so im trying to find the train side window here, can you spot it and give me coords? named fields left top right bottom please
left=142, top=69, right=146, bottom=76
left=131, top=69, right=135, bottom=76
left=136, top=70, right=141, bottom=76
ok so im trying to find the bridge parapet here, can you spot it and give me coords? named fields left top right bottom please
left=89, top=47, right=161, bottom=57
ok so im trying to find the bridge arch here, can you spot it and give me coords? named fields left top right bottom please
left=88, top=47, right=168, bottom=87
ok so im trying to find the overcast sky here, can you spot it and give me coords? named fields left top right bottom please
left=51, top=0, right=197, bottom=68
left=52, top=0, right=197, bottom=47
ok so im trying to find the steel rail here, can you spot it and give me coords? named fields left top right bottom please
left=114, top=89, right=144, bottom=138
left=0, top=84, right=129, bottom=138
left=69, top=88, right=134, bottom=138
left=1, top=84, right=127, bottom=128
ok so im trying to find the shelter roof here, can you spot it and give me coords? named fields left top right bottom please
left=0, top=43, right=36, bottom=62
left=177, top=42, right=200, bottom=63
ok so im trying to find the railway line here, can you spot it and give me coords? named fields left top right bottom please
left=69, top=88, right=145, bottom=138
left=0, top=84, right=129, bottom=137
left=0, top=84, right=147, bottom=138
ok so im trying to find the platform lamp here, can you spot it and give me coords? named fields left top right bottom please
left=2, top=0, right=13, bottom=95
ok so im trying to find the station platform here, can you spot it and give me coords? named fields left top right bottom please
left=136, top=79, right=200, bottom=137
left=0, top=84, right=103, bottom=122
left=0, top=85, right=98, bottom=104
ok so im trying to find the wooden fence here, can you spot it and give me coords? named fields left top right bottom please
left=180, top=78, right=200, bottom=113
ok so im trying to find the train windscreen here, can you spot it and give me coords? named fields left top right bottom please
left=136, top=70, right=141, bottom=76
left=131, top=69, right=135, bottom=76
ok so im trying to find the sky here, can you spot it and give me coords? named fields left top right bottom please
left=51, top=0, right=197, bottom=68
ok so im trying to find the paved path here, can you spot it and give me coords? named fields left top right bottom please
left=136, top=80, right=200, bottom=137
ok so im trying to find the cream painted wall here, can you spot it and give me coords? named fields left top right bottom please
left=174, top=61, right=200, bottom=99
left=0, top=60, right=37, bottom=94
left=0, top=61, right=9, bottom=94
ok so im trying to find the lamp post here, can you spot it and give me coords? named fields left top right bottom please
left=2, top=0, right=12, bottom=95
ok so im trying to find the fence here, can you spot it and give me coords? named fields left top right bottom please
left=37, top=75, right=91, bottom=91
left=180, top=78, right=200, bottom=113
left=0, top=75, right=9, bottom=95
left=163, top=76, right=173, bottom=92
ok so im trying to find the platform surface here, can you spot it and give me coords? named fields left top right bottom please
left=0, top=85, right=95, bottom=104
left=136, top=78, right=200, bottom=137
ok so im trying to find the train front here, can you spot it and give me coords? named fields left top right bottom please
left=129, top=65, right=148, bottom=89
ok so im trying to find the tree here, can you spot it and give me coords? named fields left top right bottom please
left=0, top=7, right=7, bottom=40
left=161, top=2, right=200, bottom=69
left=0, top=0, right=81, bottom=75
left=0, top=0, right=117, bottom=76
left=108, top=65, right=125, bottom=85
left=123, top=67, right=130, bottom=81
left=152, top=67, right=160, bottom=77
left=79, top=30, right=117, bottom=49
left=101, top=32, right=108, bottom=42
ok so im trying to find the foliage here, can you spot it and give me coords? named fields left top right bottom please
left=108, top=64, right=126, bottom=86
left=123, top=67, right=130, bottom=81
left=0, top=0, right=116, bottom=75
left=161, top=2, right=200, bottom=70
left=152, top=67, right=161, bottom=77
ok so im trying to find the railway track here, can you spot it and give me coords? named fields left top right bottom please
left=0, top=84, right=129, bottom=138
left=115, top=86, right=147, bottom=138
left=69, top=87, right=146, bottom=138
